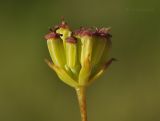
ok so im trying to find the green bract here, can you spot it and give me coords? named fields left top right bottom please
left=45, top=21, right=115, bottom=88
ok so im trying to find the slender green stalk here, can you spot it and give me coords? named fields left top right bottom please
left=75, top=87, right=87, bottom=121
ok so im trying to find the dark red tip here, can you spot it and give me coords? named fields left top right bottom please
left=93, top=28, right=112, bottom=39
left=49, top=18, right=69, bottom=32
left=44, top=32, right=61, bottom=40
left=74, top=27, right=112, bottom=40
left=74, top=27, right=93, bottom=37
left=66, top=37, right=77, bottom=44
left=59, top=20, right=69, bottom=29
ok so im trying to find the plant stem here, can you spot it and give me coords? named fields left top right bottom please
left=75, top=86, right=87, bottom=121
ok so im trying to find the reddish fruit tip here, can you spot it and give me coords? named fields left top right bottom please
left=74, top=27, right=112, bottom=39
left=74, top=27, right=93, bottom=37
left=93, top=28, right=112, bottom=39
left=66, top=37, right=77, bottom=44
left=59, top=19, right=69, bottom=29
left=45, top=32, right=61, bottom=40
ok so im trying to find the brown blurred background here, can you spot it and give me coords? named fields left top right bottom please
left=0, top=0, right=160, bottom=121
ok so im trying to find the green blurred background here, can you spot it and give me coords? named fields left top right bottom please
left=0, top=0, right=160, bottom=121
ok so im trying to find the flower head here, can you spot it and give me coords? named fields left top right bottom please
left=45, top=20, right=115, bottom=88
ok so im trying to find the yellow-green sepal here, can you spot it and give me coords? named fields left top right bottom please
left=80, top=36, right=93, bottom=66
left=47, top=38, right=65, bottom=67
left=45, top=59, right=79, bottom=88
left=99, top=39, right=112, bottom=64
left=91, top=37, right=107, bottom=66
left=88, top=58, right=116, bottom=85
left=78, top=57, right=92, bottom=86
left=66, top=43, right=77, bottom=69
left=78, top=36, right=93, bottom=86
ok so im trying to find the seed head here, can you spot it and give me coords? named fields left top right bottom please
left=45, top=20, right=115, bottom=88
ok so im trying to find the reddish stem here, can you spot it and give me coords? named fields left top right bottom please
left=76, top=87, right=87, bottom=121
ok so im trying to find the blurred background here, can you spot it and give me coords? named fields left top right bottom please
left=0, top=0, right=160, bottom=121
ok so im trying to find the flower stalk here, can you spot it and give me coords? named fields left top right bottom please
left=76, top=87, right=87, bottom=121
